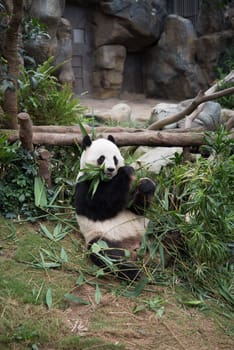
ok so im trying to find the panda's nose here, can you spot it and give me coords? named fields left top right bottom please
left=107, top=167, right=115, bottom=173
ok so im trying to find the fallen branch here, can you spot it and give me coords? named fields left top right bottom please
left=148, top=86, right=234, bottom=130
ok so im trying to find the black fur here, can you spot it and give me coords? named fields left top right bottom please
left=128, top=178, right=156, bottom=215
left=74, top=165, right=134, bottom=221
left=107, top=135, right=116, bottom=144
left=88, top=238, right=141, bottom=281
left=82, top=135, right=92, bottom=149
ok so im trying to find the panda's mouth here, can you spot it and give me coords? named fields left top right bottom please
left=106, top=172, right=114, bottom=178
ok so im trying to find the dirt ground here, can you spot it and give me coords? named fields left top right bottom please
left=80, top=94, right=169, bottom=123
left=63, top=284, right=234, bottom=350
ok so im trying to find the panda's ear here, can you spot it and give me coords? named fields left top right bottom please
left=82, top=135, right=92, bottom=149
left=108, top=135, right=116, bottom=144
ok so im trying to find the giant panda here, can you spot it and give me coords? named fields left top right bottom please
left=74, top=135, right=156, bottom=280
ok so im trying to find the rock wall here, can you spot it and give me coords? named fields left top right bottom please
left=1, top=0, right=233, bottom=100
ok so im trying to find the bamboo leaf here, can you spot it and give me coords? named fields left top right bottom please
left=39, top=223, right=54, bottom=241
left=60, top=247, right=68, bottom=262
left=46, top=288, right=52, bottom=309
left=156, top=306, right=165, bottom=318
left=64, top=293, right=90, bottom=305
left=95, top=284, right=101, bottom=304
left=133, top=304, right=147, bottom=314
left=34, top=176, right=48, bottom=207
left=77, top=120, right=88, bottom=137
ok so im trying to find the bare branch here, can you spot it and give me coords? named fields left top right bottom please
left=148, top=86, right=234, bottom=131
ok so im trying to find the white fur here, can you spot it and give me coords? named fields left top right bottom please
left=76, top=210, right=149, bottom=246
left=78, top=138, right=124, bottom=180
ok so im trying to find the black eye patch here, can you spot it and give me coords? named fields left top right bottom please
left=97, top=155, right=105, bottom=165
left=114, top=156, right=118, bottom=166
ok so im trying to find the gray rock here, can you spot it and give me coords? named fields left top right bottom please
left=144, top=15, right=209, bottom=100
left=110, top=103, right=132, bottom=122
left=150, top=102, right=183, bottom=129
left=55, top=18, right=75, bottom=85
left=133, top=147, right=183, bottom=173
left=150, top=100, right=221, bottom=131
left=94, top=0, right=167, bottom=51
left=93, top=45, right=126, bottom=98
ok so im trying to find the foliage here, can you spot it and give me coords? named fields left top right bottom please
left=0, top=136, right=39, bottom=219
left=78, top=163, right=110, bottom=197
left=20, top=17, right=50, bottom=68
left=18, top=57, right=86, bottom=125
left=22, top=17, right=50, bottom=43
left=145, top=127, right=234, bottom=304
left=217, top=80, right=234, bottom=109
left=214, top=46, right=234, bottom=109
left=0, top=135, right=82, bottom=219
left=0, top=56, right=15, bottom=104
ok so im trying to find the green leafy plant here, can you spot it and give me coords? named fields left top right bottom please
left=78, top=163, right=110, bottom=197
left=39, top=222, right=72, bottom=242
left=22, top=17, right=50, bottom=42
left=0, top=137, right=39, bottom=219
left=18, top=57, right=86, bottom=125
left=217, top=81, right=234, bottom=109
left=0, top=56, right=15, bottom=104
left=145, top=127, right=234, bottom=304
left=29, top=246, right=68, bottom=269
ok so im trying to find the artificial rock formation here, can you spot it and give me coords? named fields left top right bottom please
left=1, top=0, right=233, bottom=101
left=144, top=15, right=209, bottom=100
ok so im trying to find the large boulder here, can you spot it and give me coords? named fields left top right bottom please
left=150, top=100, right=221, bottom=131
left=94, top=0, right=167, bottom=51
left=93, top=45, right=126, bottom=98
left=194, top=30, right=234, bottom=83
left=134, top=146, right=183, bottom=173
left=55, top=18, right=75, bottom=86
left=196, top=0, right=225, bottom=35
left=150, top=103, right=182, bottom=129
left=143, top=15, right=209, bottom=100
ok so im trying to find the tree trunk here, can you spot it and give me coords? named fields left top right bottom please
left=2, top=0, right=23, bottom=129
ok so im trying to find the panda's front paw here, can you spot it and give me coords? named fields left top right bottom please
left=138, top=178, right=156, bottom=195
left=118, top=165, right=135, bottom=179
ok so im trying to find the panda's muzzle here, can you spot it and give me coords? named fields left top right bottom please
left=106, top=167, right=115, bottom=177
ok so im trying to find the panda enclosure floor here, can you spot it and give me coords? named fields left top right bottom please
left=80, top=93, right=169, bottom=123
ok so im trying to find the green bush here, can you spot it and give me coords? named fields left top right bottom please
left=18, top=57, right=86, bottom=125
left=146, top=127, right=234, bottom=303
left=0, top=135, right=38, bottom=218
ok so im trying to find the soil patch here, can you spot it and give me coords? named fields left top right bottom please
left=62, top=284, right=234, bottom=350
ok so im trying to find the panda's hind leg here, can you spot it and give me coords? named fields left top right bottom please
left=88, top=238, right=141, bottom=281
left=129, top=178, right=156, bottom=215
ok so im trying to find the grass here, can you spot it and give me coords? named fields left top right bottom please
left=0, top=217, right=234, bottom=350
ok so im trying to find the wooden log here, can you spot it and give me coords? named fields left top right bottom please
left=17, top=112, right=34, bottom=152
left=3, top=130, right=209, bottom=147
left=31, top=125, right=142, bottom=134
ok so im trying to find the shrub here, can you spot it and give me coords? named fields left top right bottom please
left=146, top=127, right=234, bottom=302
left=0, top=135, right=38, bottom=218
left=18, top=57, right=86, bottom=125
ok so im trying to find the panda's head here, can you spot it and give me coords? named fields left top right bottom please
left=78, top=135, right=124, bottom=179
